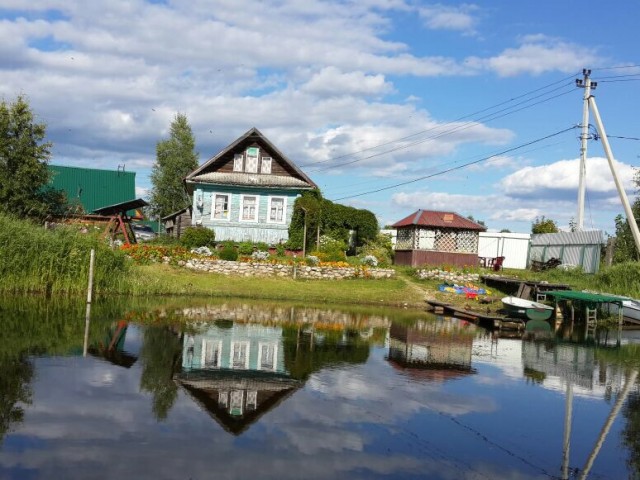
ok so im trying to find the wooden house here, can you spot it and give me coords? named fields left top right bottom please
left=392, top=209, right=486, bottom=267
left=184, top=128, right=317, bottom=244
left=176, top=323, right=301, bottom=435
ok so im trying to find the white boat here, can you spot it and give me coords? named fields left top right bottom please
left=501, top=296, right=554, bottom=321
left=607, top=298, right=640, bottom=326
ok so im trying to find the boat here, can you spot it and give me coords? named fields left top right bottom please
left=605, top=298, right=640, bottom=326
left=501, top=296, right=554, bottom=321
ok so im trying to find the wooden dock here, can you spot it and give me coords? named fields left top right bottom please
left=426, top=299, right=525, bottom=333
left=480, top=275, right=570, bottom=299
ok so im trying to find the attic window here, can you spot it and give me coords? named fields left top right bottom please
left=233, top=154, right=243, bottom=172
left=245, top=147, right=259, bottom=173
left=443, top=214, right=454, bottom=223
left=261, top=157, right=272, bottom=174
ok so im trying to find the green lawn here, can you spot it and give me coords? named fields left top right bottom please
left=127, top=263, right=426, bottom=307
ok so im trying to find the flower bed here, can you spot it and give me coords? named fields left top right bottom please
left=121, top=244, right=395, bottom=279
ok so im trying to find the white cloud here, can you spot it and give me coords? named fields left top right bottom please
left=500, top=157, right=636, bottom=197
left=301, top=66, right=393, bottom=97
left=467, top=35, right=601, bottom=77
left=419, top=4, right=479, bottom=33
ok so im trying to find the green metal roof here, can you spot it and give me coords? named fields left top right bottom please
left=545, top=290, right=624, bottom=305
left=49, top=165, right=136, bottom=213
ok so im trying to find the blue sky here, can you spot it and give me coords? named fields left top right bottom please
left=2, top=1, right=639, bottom=234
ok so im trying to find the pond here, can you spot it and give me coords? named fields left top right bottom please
left=0, top=296, right=639, bottom=480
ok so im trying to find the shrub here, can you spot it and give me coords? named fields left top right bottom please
left=275, top=242, right=286, bottom=257
left=306, top=255, right=320, bottom=266
left=251, top=250, right=270, bottom=261
left=357, top=233, right=393, bottom=267
left=180, top=227, right=215, bottom=249
left=219, top=242, right=238, bottom=261
left=255, top=242, right=269, bottom=252
left=238, top=241, right=254, bottom=255
left=361, top=255, right=379, bottom=267
left=191, top=246, right=214, bottom=256
left=318, top=235, right=347, bottom=262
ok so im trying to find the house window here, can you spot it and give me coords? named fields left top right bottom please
left=268, top=197, right=285, bottom=223
left=261, top=157, right=272, bottom=174
left=245, top=147, right=259, bottom=173
left=258, top=343, right=277, bottom=371
left=202, top=340, right=222, bottom=368
left=212, top=193, right=230, bottom=220
left=246, top=391, right=257, bottom=411
left=240, top=195, right=258, bottom=222
left=230, top=341, right=250, bottom=369
left=233, top=154, right=243, bottom=172
left=229, top=390, right=244, bottom=416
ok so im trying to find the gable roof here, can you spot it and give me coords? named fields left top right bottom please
left=185, top=127, right=317, bottom=189
left=392, top=209, right=486, bottom=231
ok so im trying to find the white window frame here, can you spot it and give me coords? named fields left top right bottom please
left=240, top=194, right=259, bottom=222
left=230, top=341, right=250, bottom=369
left=245, top=147, right=259, bottom=173
left=258, top=343, right=278, bottom=371
left=233, top=154, right=243, bottom=172
left=261, top=156, right=272, bottom=174
left=201, top=339, right=222, bottom=369
left=267, top=196, right=286, bottom=224
left=211, top=193, right=231, bottom=221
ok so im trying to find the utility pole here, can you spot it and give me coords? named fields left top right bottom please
left=588, top=92, right=640, bottom=255
left=575, top=69, right=595, bottom=230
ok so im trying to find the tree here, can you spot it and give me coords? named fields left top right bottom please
left=0, top=96, right=59, bottom=218
left=467, top=215, right=486, bottom=228
left=499, top=228, right=511, bottom=233
left=531, top=216, right=558, bottom=234
left=139, top=326, right=182, bottom=421
left=150, top=113, right=198, bottom=219
left=287, top=189, right=379, bottom=252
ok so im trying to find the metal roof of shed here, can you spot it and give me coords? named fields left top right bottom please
left=545, top=290, right=623, bottom=305
left=392, top=209, right=486, bottom=230
left=49, top=165, right=136, bottom=214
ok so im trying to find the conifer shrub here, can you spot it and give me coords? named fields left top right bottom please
left=219, top=242, right=238, bottom=261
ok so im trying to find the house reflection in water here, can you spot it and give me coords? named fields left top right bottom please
left=386, top=318, right=477, bottom=381
left=176, top=321, right=301, bottom=435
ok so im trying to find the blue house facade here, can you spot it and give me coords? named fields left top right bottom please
left=184, top=128, right=317, bottom=244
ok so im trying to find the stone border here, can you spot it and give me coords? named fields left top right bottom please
left=181, top=258, right=396, bottom=279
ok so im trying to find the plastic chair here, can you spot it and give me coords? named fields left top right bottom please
left=492, top=256, right=505, bottom=271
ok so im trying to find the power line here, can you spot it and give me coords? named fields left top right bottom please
left=330, top=126, right=578, bottom=201
left=322, top=138, right=567, bottom=196
left=298, top=72, right=581, bottom=169
left=308, top=85, right=577, bottom=173
left=592, top=64, right=640, bottom=71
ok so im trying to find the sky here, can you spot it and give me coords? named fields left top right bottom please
left=2, top=0, right=640, bottom=234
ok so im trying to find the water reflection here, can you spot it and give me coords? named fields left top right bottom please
left=1, top=297, right=640, bottom=479
left=386, top=318, right=477, bottom=382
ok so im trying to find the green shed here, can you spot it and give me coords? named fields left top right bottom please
left=49, top=165, right=136, bottom=213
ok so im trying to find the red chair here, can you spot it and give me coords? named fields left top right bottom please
left=492, top=256, right=505, bottom=271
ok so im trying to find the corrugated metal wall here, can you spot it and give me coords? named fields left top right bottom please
left=49, top=165, right=136, bottom=213
left=529, top=231, right=604, bottom=273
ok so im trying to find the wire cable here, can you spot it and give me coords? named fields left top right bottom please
left=330, top=126, right=579, bottom=201
left=308, top=85, right=577, bottom=173
left=298, top=73, right=581, bottom=169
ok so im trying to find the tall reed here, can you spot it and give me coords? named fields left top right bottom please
left=0, top=214, right=131, bottom=295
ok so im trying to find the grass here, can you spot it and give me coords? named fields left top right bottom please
left=3, top=214, right=639, bottom=307
left=126, top=263, right=426, bottom=307
left=0, top=214, right=130, bottom=295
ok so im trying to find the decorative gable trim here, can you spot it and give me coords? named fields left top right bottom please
left=185, top=127, right=317, bottom=189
